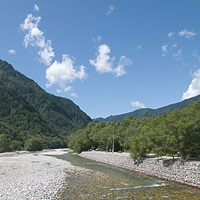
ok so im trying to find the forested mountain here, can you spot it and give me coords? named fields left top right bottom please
left=0, top=59, right=92, bottom=152
left=0, top=59, right=92, bottom=135
left=0, top=85, right=62, bottom=152
left=0, top=85, right=58, bottom=136
left=94, top=95, right=200, bottom=123
left=70, top=99, right=200, bottom=158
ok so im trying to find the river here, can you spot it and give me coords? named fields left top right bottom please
left=55, top=152, right=200, bottom=199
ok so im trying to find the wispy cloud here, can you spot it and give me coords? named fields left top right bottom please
left=161, top=44, right=168, bottom=53
left=135, top=45, right=142, bottom=50
left=173, top=48, right=182, bottom=61
left=168, top=31, right=175, bottom=38
left=178, top=29, right=197, bottom=39
left=161, top=44, right=168, bottom=56
left=182, top=69, right=200, bottom=100
left=106, top=5, right=115, bottom=15
left=8, top=49, right=16, bottom=55
left=34, top=4, right=39, bottom=12
left=20, top=13, right=55, bottom=66
left=20, top=5, right=88, bottom=98
left=93, top=36, right=102, bottom=43
left=71, top=92, right=78, bottom=98
left=192, top=51, right=200, bottom=62
left=131, top=101, right=146, bottom=109
left=172, top=43, right=177, bottom=48
left=89, top=44, right=132, bottom=77
left=114, top=56, right=132, bottom=77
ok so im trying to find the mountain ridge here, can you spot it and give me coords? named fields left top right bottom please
left=94, top=94, right=200, bottom=123
left=0, top=59, right=92, bottom=135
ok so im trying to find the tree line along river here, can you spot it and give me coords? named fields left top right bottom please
left=55, top=152, right=200, bottom=200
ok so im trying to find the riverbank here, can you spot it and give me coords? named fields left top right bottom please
left=0, top=149, right=86, bottom=199
left=80, top=151, right=200, bottom=188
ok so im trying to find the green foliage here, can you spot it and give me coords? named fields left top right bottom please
left=0, top=86, right=58, bottom=137
left=0, top=134, right=12, bottom=153
left=69, top=100, right=200, bottom=158
left=0, top=59, right=92, bottom=136
left=25, top=137, right=44, bottom=151
left=68, top=129, right=91, bottom=153
left=0, top=59, right=92, bottom=153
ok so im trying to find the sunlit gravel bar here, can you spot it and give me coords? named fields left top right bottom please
left=80, top=151, right=200, bottom=188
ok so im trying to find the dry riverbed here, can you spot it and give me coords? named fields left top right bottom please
left=1, top=149, right=200, bottom=199
left=0, top=149, right=87, bottom=199
left=80, top=151, right=200, bottom=188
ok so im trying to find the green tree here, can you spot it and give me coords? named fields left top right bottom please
left=0, top=134, right=12, bottom=153
left=25, top=137, right=44, bottom=151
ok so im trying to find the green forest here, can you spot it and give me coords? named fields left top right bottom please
left=0, top=85, right=66, bottom=152
left=1, top=59, right=200, bottom=157
left=0, top=59, right=92, bottom=152
left=69, top=99, right=200, bottom=159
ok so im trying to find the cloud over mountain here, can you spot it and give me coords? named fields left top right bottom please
left=182, top=69, right=200, bottom=100
left=131, top=101, right=146, bottom=109
left=8, top=49, right=16, bottom=55
left=20, top=5, right=88, bottom=98
left=46, top=54, right=88, bottom=93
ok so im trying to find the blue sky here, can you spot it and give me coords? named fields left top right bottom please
left=1, top=0, right=200, bottom=119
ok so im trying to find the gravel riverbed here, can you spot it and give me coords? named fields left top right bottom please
left=0, top=149, right=85, bottom=200
left=80, top=151, right=200, bottom=188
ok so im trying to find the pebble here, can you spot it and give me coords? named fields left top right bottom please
left=80, top=151, right=200, bottom=188
left=0, top=149, right=85, bottom=199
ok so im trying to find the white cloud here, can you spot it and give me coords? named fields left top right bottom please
left=34, top=4, right=39, bottom=12
left=93, top=36, right=102, bottom=43
left=131, top=101, right=146, bottom=109
left=135, top=45, right=142, bottom=50
left=161, top=44, right=168, bottom=57
left=172, top=43, right=177, bottom=48
left=173, top=49, right=182, bottom=61
left=106, top=5, right=115, bottom=15
left=168, top=31, right=175, bottom=38
left=161, top=44, right=168, bottom=53
left=56, top=86, right=78, bottom=98
left=46, top=54, right=88, bottom=92
left=20, top=13, right=55, bottom=66
left=178, top=29, right=197, bottom=39
left=56, top=89, right=62, bottom=93
left=71, top=92, right=78, bottom=98
left=192, top=51, right=200, bottom=62
left=8, top=49, right=16, bottom=55
left=89, top=44, right=114, bottom=74
left=20, top=6, right=87, bottom=98
left=182, top=69, right=200, bottom=100
left=64, top=86, right=73, bottom=92
left=38, top=40, right=55, bottom=66
left=89, top=44, right=132, bottom=77
left=114, top=56, right=132, bottom=77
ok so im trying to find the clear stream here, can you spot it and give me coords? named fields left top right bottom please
left=55, top=153, right=200, bottom=200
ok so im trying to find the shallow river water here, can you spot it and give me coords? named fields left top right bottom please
left=55, top=153, right=200, bottom=200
